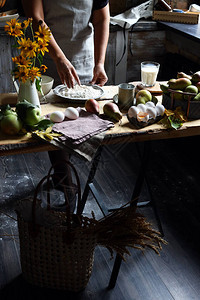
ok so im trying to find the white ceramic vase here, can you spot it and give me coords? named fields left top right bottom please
left=18, top=79, right=41, bottom=110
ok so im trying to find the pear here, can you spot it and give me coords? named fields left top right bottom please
left=160, top=83, right=169, bottom=94
left=191, top=71, right=200, bottom=84
left=184, top=85, right=198, bottom=100
left=196, top=82, right=200, bottom=92
left=193, top=92, right=200, bottom=101
left=177, top=72, right=192, bottom=80
left=85, top=98, right=100, bottom=115
left=103, top=102, right=122, bottom=121
left=172, top=90, right=183, bottom=101
left=168, top=78, right=191, bottom=90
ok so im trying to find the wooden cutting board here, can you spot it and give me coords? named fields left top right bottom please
left=131, top=81, right=166, bottom=95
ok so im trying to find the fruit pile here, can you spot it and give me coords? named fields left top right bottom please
left=85, top=99, right=122, bottom=122
left=0, top=101, right=52, bottom=135
left=161, top=71, right=200, bottom=101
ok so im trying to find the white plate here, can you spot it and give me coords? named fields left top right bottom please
left=53, top=84, right=104, bottom=102
left=0, top=10, right=19, bottom=23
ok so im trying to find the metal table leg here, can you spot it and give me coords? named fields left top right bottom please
left=108, top=141, right=151, bottom=289
left=78, top=145, right=103, bottom=214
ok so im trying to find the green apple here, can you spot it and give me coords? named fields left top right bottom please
left=136, top=89, right=152, bottom=105
left=1, top=113, right=22, bottom=135
left=24, top=107, right=42, bottom=126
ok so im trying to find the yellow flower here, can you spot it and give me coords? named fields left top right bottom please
left=37, top=40, right=49, bottom=56
left=29, top=67, right=41, bottom=81
left=17, top=37, right=30, bottom=56
left=40, top=64, right=48, bottom=73
left=4, top=19, right=23, bottom=37
left=35, top=25, right=51, bottom=43
left=4, top=18, right=50, bottom=84
left=20, top=18, right=33, bottom=30
left=14, top=66, right=30, bottom=83
left=18, top=38, right=38, bottom=58
left=25, top=40, right=39, bottom=58
left=12, top=55, right=32, bottom=68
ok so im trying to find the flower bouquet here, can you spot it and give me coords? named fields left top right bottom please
left=4, top=18, right=51, bottom=105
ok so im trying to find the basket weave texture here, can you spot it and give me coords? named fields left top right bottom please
left=16, top=160, right=97, bottom=292
left=17, top=215, right=96, bottom=292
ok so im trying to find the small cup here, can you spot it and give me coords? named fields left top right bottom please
left=141, top=61, right=160, bottom=87
left=118, top=83, right=135, bottom=109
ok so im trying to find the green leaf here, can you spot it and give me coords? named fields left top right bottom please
left=0, top=104, right=11, bottom=112
left=37, top=53, right=43, bottom=65
left=152, top=96, right=158, bottom=105
left=36, top=77, right=42, bottom=92
left=168, top=116, right=182, bottom=130
left=34, top=119, right=54, bottom=131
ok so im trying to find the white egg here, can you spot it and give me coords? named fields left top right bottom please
left=50, top=111, right=65, bottom=123
left=156, top=103, right=165, bottom=116
left=137, top=112, right=149, bottom=123
left=137, top=103, right=147, bottom=112
left=65, top=107, right=79, bottom=120
left=128, top=106, right=139, bottom=119
left=145, top=101, right=155, bottom=108
left=146, top=107, right=157, bottom=119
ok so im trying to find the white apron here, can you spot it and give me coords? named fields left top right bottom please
left=42, top=0, right=94, bottom=85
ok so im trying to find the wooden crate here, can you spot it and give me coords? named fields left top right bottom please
left=153, top=10, right=199, bottom=24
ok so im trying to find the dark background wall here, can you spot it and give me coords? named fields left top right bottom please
left=0, top=0, right=23, bottom=14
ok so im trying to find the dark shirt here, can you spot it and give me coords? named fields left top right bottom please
left=93, top=0, right=109, bottom=10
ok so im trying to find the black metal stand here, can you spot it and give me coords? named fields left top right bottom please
left=80, top=141, right=164, bottom=290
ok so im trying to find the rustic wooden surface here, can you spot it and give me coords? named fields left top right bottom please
left=1, top=84, right=200, bottom=156
left=0, top=31, right=15, bottom=93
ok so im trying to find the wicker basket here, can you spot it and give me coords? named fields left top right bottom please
left=16, top=161, right=97, bottom=292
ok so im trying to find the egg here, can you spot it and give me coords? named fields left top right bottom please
left=137, top=103, right=147, bottom=112
left=137, top=112, right=149, bottom=123
left=50, top=111, right=65, bottom=123
left=156, top=103, right=165, bottom=116
left=65, top=107, right=79, bottom=120
left=145, top=101, right=155, bottom=108
left=146, top=107, right=157, bottom=119
left=128, top=106, right=139, bottom=119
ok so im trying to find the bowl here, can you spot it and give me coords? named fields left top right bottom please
left=39, top=75, right=54, bottom=96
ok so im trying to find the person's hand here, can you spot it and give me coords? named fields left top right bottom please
left=90, top=63, right=108, bottom=86
left=55, top=57, right=81, bottom=88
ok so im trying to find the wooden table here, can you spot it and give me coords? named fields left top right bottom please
left=1, top=84, right=200, bottom=156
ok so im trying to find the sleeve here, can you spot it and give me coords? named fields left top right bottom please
left=93, top=0, right=109, bottom=11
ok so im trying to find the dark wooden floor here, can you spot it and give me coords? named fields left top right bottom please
left=0, top=136, right=200, bottom=300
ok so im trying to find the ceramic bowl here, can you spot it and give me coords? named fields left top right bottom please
left=40, top=75, right=54, bottom=95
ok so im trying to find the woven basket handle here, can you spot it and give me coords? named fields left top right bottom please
left=32, top=160, right=82, bottom=225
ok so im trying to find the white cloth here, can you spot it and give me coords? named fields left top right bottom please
left=110, top=0, right=154, bottom=29
left=42, top=0, right=94, bottom=85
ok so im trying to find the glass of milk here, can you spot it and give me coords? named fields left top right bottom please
left=141, top=61, right=160, bottom=87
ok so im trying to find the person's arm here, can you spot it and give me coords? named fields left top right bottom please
left=21, top=0, right=80, bottom=87
left=91, top=3, right=110, bottom=86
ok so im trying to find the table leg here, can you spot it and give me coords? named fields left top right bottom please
left=108, top=141, right=151, bottom=289
left=78, top=145, right=103, bottom=214
left=135, top=142, right=164, bottom=236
